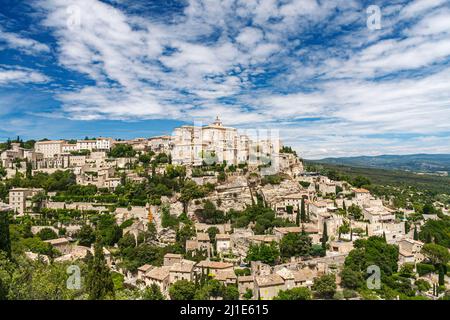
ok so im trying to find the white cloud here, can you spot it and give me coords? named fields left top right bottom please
left=0, top=67, right=49, bottom=85
left=0, top=29, right=50, bottom=54
left=400, top=0, right=447, bottom=19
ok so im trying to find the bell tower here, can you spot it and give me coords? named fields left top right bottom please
left=212, top=115, right=222, bottom=126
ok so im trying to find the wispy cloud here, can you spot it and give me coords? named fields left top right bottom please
left=0, top=28, right=50, bottom=54
left=0, top=66, right=49, bottom=85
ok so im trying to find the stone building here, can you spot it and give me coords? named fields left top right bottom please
left=8, top=188, right=44, bottom=215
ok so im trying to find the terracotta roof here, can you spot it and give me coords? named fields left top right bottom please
left=196, top=232, right=210, bottom=242
left=354, top=188, right=370, bottom=193
left=250, top=235, right=278, bottom=243
left=145, top=266, right=170, bottom=281
left=273, top=227, right=301, bottom=235
left=138, top=264, right=153, bottom=272
left=197, top=260, right=234, bottom=269
left=215, top=270, right=237, bottom=281
left=216, top=234, right=230, bottom=240
left=185, top=240, right=198, bottom=251
left=276, top=268, right=294, bottom=280
left=255, top=274, right=284, bottom=287
left=238, top=275, right=254, bottom=282
left=170, top=260, right=196, bottom=273
left=293, top=268, right=315, bottom=282
left=164, top=253, right=183, bottom=259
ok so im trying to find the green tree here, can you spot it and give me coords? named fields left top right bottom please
left=243, top=288, right=253, bottom=300
left=340, top=267, right=364, bottom=290
left=419, top=218, right=450, bottom=248
left=321, top=221, right=328, bottom=250
left=26, top=161, right=32, bottom=179
left=169, top=280, right=196, bottom=300
left=109, top=144, right=136, bottom=158
left=31, top=192, right=47, bottom=213
left=300, top=198, right=306, bottom=223
left=345, top=237, right=399, bottom=277
left=280, top=232, right=312, bottom=258
left=421, top=243, right=450, bottom=265
left=196, top=201, right=226, bottom=224
left=223, top=285, right=239, bottom=300
left=77, top=224, right=96, bottom=247
left=352, top=176, right=371, bottom=188
left=207, top=226, right=220, bottom=250
left=413, top=225, right=418, bottom=241
left=246, top=242, right=280, bottom=265
left=273, top=287, right=311, bottom=300
left=0, top=164, right=6, bottom=179
left=415, top=279, right=431, bottom=292
left=95, top=214, right=122, bottom=246
left=348, top=204, right=362, bottom=220
left=142, top=283, right=165, bottom=300
left=176, top=222, right=196, bottom=250
left=36, top=228, right=58, bottom=241
left=0, top=210, right=11, bottom=258
left=86, top=241, right=115, bottom=300
left=180, top=180, right=205, bottom=213
left=7, top=260, right=84, bottom=300
left=161, top=204, right=179, bottom=229
left=312, top=274, right=337, bottom=299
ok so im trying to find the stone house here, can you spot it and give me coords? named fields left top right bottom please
left=45, top=237, right=71, bottom=254
left=238, top=275, right=255, bottom=297
left=196, top=261, right=234, bottom=276
left=164, top=253, right=183, bottom=266
left=216, top=234, right=231, bottom=253
left=398, top=238, right=425, bottom=264
left=169, top=259, right=196, bottom=284
left=144, top=266, right=171, bottom=297
left=254, top=273, right=285, bottom=300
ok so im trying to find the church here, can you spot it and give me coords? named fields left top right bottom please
left=171, top=116, right=278, bottom=166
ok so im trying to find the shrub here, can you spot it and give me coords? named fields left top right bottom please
left=416, top=263, right=435, bottom=276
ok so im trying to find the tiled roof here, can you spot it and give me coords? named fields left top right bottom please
left=255, top=274, right=284, bottom=287
left=145, top=266, right=170, bottom=281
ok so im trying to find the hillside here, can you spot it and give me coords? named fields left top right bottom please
left=314, top=154, right=450, bottom=174
left=305, top=161, right=450, bottom=195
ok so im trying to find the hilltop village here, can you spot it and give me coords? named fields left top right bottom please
left=0, top=118, right=449, bottom=300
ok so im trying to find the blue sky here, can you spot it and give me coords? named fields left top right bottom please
left=0, top=0, right=450, bottom=158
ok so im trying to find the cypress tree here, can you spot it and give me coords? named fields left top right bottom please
left=404, top=221, right=410, bottom=234
left=86, top=240, right=115, bottom=300
left=343, top=201, right=347, bottom=213
left=365, top=225, right=369, bottom=236
left=0, top=209, right=11, bottom=258
left=300, top=198, right=306, bottom=223
left=413, top=226, right=419, bottom=241
left=26, top=161, right=32, bottom=179
left=296, top=205, right=300, bottom=226
left=438, top=265, right=445, bottom=286
left=321, top=221, right=328, bottom=250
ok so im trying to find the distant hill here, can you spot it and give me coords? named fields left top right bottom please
left=314, top=154, right=450, bottom=174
